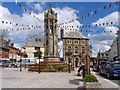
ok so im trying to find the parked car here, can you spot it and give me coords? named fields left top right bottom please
left=9, top=63, right=18, bottom=68
left=99, top=61, right=120, bottom=79
left=2, top=61, right=10, bottom=67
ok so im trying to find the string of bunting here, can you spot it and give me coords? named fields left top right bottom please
left=14, top=31, right=44, bottom=43
left=79, top=21, right=117, bottom=28
left=57, top=1, right=118, bottom=26
left=1, top=20, right=42, bottom=28
left=58, top=21, right=117, bottom=29
left=16, top=2, right=42, bottom=22
left=90, top=40, right=112, bottom=46
left=1, top=20, right=117, bottom=31
left=0, top=26, right=43, bottom=32
left=14, top=1, right=118, bottom=27
left=79, top=29, right=115, bottom=33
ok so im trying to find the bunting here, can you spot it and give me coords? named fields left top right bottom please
left=57, top=2, right=118, bottom=26
left=1, top=20, right=42, bottom=28
left=14, top=31, right=44, bottom=43
left=58, top=21, right=117, bottom=29
left=16, top=2, right=42, bottom=22
left=90, top=40, right=112, bottom=46
left=0, top=26, right=43, bottom=32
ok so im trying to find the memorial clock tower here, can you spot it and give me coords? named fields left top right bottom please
left=44, top=4, right=59, bottom=61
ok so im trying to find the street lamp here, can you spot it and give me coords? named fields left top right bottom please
left=17, top=51, right=23, bottom=71
left=23, top=52, right=28, bottom=69
left=65, top=51, right=72, bottom=73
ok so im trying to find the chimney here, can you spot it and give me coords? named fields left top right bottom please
left=8, top=39, right=11, bottom=42
left=60, top=28, right=64, bottom=39
left=39, top=39, right=41, bottom=42
left=0, top=35, right=3, bottom=40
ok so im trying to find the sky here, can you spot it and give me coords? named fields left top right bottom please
left=0, top=1, right=119, bottom=57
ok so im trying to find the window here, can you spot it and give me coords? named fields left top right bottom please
left=35, top=47, right=40, bottom=50
left=75, top=47, right=79, bottom=54
left=74, top=40, right=79, bottom=44
left=68, top=46, right=71, bottom=52
left=67, top=40, right=72, bottom=44
left=81, top=40, right=85, bottom=45
left=82, top=47, right=85, bottom=54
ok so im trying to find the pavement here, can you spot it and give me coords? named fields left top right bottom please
left=1, top=68, right=83, bottom=88
left=0, top=67, right=120, bottom=89
left=92, top=71, right=120, bottom=89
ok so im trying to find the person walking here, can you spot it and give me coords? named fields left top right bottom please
left=77, top=62, right=85, bottom=76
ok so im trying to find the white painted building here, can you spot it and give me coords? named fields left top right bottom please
left=22, top=38, right=44, bottom=63
left=108, top=40, right=118, bottom=61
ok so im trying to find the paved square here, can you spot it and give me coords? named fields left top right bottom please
left=1, top=68, right=83, bottom=88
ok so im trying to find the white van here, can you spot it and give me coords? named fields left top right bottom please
left=21, top=58, right=35, bottom=65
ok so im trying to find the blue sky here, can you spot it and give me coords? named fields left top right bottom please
left=0, top=1, right=119, bottom=57
left=2, top=2, right=118, bottom=36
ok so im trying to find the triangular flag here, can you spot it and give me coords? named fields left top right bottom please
left=116, top=0, right=118, bottom=5
left=2, top=21, right=4, bottom=23
left=22, top=5, right=24, bottom=10
left=104, top=6, right=106, bottom=9
left=88, top=13, right=90, bottom=17
left=109, top=3, right=112, bottom=8
left=95, top=10, right=97, bottom=14
left=19, top=4, right=21, bottom=7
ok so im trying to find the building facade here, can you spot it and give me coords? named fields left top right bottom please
left=44, top=5, right=59, bottom=61
left=0, top=35, right=19, bottom=61
left=109, top=40, right=117, bottom=60
left=62, top=31, right=89, bottom=68
left=1, top=37, right=9, bottom=59
left=8, top=41, right=19, bottom=62
left=22, top=38, right=44, bottom=61
left=97, top=51, right=109, bottom=61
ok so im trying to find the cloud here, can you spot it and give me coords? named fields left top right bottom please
left=53, top=7, right=82, bottom=38
left=89, top=26, right=118, bottom=57
left=90, top=11, right=119, bottom=57
left=34, top=3, right=43, bottom=12
left=89, top=26, right=118, bottom=41
left=0, top=5, right=82, bottom=48
left=92, top=11, right=118, bottom=28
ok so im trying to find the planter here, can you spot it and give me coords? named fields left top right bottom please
left=83, top=80, right=101, bottom=90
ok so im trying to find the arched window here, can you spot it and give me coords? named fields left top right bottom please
left=75, top=46, right=79, bottom=54
left=82, top=47, right=85, bottom=54
left=68, top=46, right=71, bottom=52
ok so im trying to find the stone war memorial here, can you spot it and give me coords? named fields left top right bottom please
left=28, top=4, right=74, bottom=72
left=44, top=4, right=59, bottom=61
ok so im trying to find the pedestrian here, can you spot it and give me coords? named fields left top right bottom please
left=77, top=62, right=85, bottom=76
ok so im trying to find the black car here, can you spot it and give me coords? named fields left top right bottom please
left=99, top=61, right=120, bottom=79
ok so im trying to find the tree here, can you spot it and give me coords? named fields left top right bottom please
left=34, top=50, right=42, bottom=73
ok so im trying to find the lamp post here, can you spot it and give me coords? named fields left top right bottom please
left=17, top=51, right=23, bottom=72
left=23, top=52, right=28, bottom=69
left=65, top=51, right=72, bottom=73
